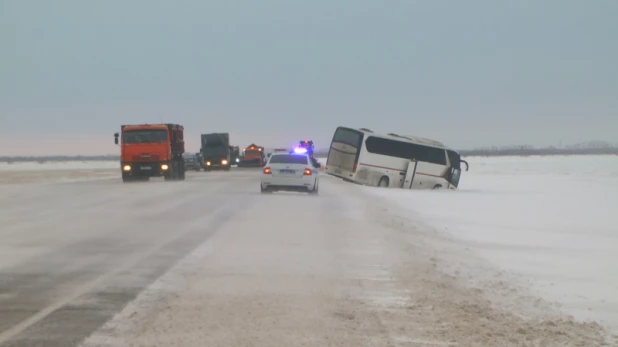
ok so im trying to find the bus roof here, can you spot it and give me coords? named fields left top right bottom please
left=348, top=127, right=454, bottom=151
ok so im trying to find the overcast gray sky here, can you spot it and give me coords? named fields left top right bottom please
left=1, top=0, right=617, bottom=155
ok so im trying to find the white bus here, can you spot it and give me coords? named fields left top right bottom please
left=325, top=127, right=469, bottom=189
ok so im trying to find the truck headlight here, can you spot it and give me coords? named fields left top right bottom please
left=123, top=165, right=131, bottom=171
left=161, top=164, right=169, bottom=170
left=206, top=161, right=211, bottom=166
left=222, top=159, right=228, bottom=165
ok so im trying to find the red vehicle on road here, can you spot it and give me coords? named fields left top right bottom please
left=114, top=123, right=185, bottom=182
left=238, top=144, right=265, bottom=167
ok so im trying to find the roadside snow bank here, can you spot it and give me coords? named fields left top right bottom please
left=363, top=155, right=618, bottom=333
left=0, top=161, right=118, bottom=185
left=0, top=161, right=117, bottom=172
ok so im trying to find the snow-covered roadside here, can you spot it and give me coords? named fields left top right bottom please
left=363, top=155, right=618, bottom=335
left=0, top=161, right=117, bottom=172
left=0, top=161, right=119, bottom=185
left=0, top=169, right=117, bottom=185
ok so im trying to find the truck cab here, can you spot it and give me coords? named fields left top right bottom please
left=201, top=133, right=231, bottom=171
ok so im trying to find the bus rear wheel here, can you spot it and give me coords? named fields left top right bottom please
left=378, top=176, right=389, bottom=188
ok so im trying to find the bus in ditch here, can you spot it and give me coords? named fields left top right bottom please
left=325, top=127, right=469, bottom=189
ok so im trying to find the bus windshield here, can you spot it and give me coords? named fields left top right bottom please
left=446, top=150, right=461, bottom=170
left=123, top=130, right=168, bottom=144
left=446, top=150, right=462, bottom=187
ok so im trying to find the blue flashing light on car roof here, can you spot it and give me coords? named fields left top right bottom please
left=293, top=147, right=308, bottom=154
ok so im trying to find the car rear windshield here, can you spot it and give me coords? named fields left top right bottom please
left=269, top=154, right=308, bottom=165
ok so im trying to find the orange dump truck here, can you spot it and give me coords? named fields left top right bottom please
left=114, top=123, right=185, bottom=182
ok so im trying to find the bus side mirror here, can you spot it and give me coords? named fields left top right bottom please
left=114, top=133, right=119, bottom=145
left=461, top=160, right=469, bottom=172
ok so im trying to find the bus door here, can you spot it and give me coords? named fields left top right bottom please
left=402, top=160, right=418, bottom=189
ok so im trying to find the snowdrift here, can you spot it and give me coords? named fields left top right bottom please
left=364, top=155, right=618, bottom=333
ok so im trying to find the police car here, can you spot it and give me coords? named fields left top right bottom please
left=260, top=152, right=319, bottom=194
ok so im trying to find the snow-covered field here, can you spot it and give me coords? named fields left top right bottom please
left=0, top=160, right=117, bottom=172
left=365, top=155, right=618, bottom=334
left=0, top=160, right=120, bottom=172
left=0, top=161, right=118, bottom=185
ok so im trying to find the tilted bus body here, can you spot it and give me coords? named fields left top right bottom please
left=325, top=127, right=468, bottom=189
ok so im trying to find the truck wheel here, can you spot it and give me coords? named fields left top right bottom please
left=179, top=169, right=186, bottom=180
left=172, top=162, right=179, bottom=180
left=164, top=164, right=175, bottom=181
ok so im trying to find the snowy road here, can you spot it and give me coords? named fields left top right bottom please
left=0, top=169, right=613, bottom=346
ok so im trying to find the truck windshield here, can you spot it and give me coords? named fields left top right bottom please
left=202, top=147, right=228, bottom=157
left=244, top=150, right=261, bottom=156
left=123, top=130, right=167, bottom=144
